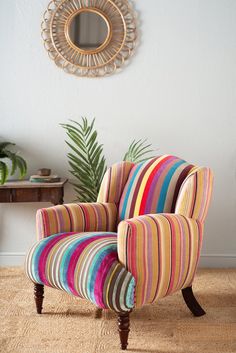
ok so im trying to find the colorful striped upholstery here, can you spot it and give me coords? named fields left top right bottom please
left=25, top=232, right=135, bottom=312
left=118, top=214, right=203, bottom=307
left=119, top=155, right=194, bottom=221
left=175, top=167, right=214, bottom=222
left=97, top=162, right=134, bottom=204
left=36, top=203, right=117, bottom=239
left=25, top=154, right=213, bottom=313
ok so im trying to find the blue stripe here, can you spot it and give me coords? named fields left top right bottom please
left=126, top=277, right=135, bottom=308
left=31, top=233, right=65, bottom=284
left=59, top=233, right=108, bottom=293
left=157, top=160, right=185, bottom=212
left=120, top=161, right=146, bottom=220
left=87, top=244, right=117, bottom=303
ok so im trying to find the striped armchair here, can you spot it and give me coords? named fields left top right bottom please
left=25, top=155, right=213, bottom=350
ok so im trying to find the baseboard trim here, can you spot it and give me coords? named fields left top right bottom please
left=0, top=252, right=26, bottom=266
left=0, top=252, right=235, bottom=267
left=199, top=254, right=236, bottom=268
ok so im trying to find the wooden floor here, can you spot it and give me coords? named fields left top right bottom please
left=0, top=268, right=236, bottom=353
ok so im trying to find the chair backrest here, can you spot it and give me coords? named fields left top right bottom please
left=118, top=155, right=193, bottom=221
left=97, top=155, right=213, bottom=223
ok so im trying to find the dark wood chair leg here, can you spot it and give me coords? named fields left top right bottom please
left=34, top=284, right=44, bottom=314
left=182, top=286, right=206, bottom=317
left=95, top=308, right=103, bottom=319
left=117, top=311, right=130, bottom=350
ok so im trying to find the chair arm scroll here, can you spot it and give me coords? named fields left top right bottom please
left=117, top=213, right=203, bottom=307
left=36, top=202, right=117, bottom=239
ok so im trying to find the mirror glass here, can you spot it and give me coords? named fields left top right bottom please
left=69, top=11, right=109, bottom=51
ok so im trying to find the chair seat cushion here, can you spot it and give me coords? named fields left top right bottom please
left=25, top=231, right=135, bottom=312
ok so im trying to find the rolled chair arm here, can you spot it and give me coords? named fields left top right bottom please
left=36, top=202, right=117, bottom=239
left=117, top=213, right=203, bottom=308
left=175, top=167, right=213, bottom=222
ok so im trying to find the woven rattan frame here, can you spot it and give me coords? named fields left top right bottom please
left=41, top=0, right=137, bottom=77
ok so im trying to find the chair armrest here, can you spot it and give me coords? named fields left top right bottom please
left=175, top=167, right=213, bottom=222
left=117, top=213, right=203, bottom=308
left=36, top=202, right=117, bottom=239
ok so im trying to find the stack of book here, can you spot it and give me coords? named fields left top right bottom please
left=30, top=175, right=61, bottom=183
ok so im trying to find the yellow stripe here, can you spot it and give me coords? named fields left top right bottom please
left=105, top=263, right=120, bottom=309
left=133, top=156, right=167, bottom=216
left=171, top=216, right=181, bottom=291
left=134, top=219, right=145, bottom=307
left=149, top=217, right=159, bottom=303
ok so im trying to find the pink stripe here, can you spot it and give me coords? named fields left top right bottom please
left=38, top=232, right=76, bottom=285
left=42, top=209, right=50, bottom=237
left=57, top=208, right=66, bottom=232
left=93, top=252, right=118, bottom=308
left=145, top=218, right=154, bottom=303
left=176, top=217, right=185, bottom=289
left=81, top=205, right=90, bottom=229
left=166, top=216, right=176, bottom=295
left=189, top=221, right=203, bottom=284
left=127, top=221, right=138, bottom=283
left=140, top=220, right=148, bottom=304
left=102, top=204, right=109, bottom=231
left=64, top=204, right=74, bottom=231
left=151, top=217, right=162, bottom=302
left=66, top=235, right=110, bottom=295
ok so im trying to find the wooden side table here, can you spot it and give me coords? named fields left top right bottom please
left=0, top=179, right=68, bottom=205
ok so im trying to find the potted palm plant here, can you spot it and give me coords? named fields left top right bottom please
left=61, top=118, right=155, bottom=202
left=0, top=142, right=27, bottom=185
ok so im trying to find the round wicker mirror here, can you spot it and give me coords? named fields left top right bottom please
left=41, top=0, right=137, bottom=77
left=67, top=9, right=111, bottom=53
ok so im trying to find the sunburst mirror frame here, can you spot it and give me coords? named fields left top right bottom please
left=41, top=0, right=137, bottom=77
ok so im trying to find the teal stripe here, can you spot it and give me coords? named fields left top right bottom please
left=87, top=244, right=117, bottom=303
left=126, top=276, right=135, bottom=308
left=157, top=160, right=185, bottom=212
left=27, top=231, right=136, bottom=311
left=31, top=233, right=64, bottom=284
left=120, top=161, right=145, bottom=220
left=59, top=233, right=107, bottom=293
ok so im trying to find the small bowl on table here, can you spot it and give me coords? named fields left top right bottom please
left=37, top=168, right=51, bottom=177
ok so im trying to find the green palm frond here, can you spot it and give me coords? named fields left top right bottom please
left=61, top=118, right=107, bottom=202
left=0, top=161, right=8, bottom=185
left=123, top=139, right=155, bottom=163
left=0, top=142, right=27, bottom=184
left=15, top=155, right=27, bottom=179
left=0, top=142, right=15, bottom=151
left=3, top=150, right=17, bottom=175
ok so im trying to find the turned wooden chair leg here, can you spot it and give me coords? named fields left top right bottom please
left=34, top=284, right=44, bottom=314
left=95, top=308, right=103, bottom=319
left=182, top=286, right=205, bottom=317
left=117, top=311, right=130, bottom=350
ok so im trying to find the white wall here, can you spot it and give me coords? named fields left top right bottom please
left=0, top=0, right=235, bottom=267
